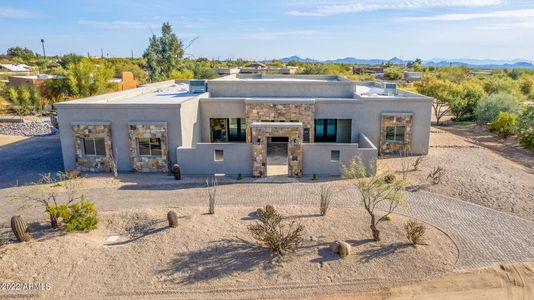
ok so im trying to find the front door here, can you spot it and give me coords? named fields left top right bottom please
left=267, top=137, right=289, bottom=176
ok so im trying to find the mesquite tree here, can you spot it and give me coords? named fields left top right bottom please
left=344, top=156, right=405, bottom=241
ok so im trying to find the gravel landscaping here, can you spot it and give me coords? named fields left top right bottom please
left=0, top=120, right=57, bottom=136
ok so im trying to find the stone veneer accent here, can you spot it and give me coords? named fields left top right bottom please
left=71, top=122, right=113, bottom=172
left=251, top=124, right=303, bottom=177
left=245, top=103, right=315, bottom=143
left=128, top=122, right=169, bottom=172
left=379, top=113, right=413, bottom=154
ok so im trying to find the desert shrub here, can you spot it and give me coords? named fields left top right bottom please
left=63, top=197, right=98, bottom=232
left=488, top=112, right=517, bottom=138
left=319, top=184, right=335, bottom=216
left=405, top=220, right=427, bottom=245
left=383, top=173, right=396, bottom=184
left=476, top=92, right=522, bottom=125
left=517, top=106, right=534, bottom=150
left=412, top=155, right=425, bottom=171
left=427, top=166, right=445, bottom=185
left=206, top=177, right=217, bottom=214
left=248, top=205, right=304, bottom=255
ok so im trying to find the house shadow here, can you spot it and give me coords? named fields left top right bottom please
left=159, top=238, right=278, bottom=284
left=358, top=242, right=413, bottom=263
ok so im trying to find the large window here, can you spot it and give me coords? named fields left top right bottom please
left=228, top=118, right=246, bottom=142
left=315, top=119, right=336, bottom=142
left=385, top=126, right=406, bottom=142
left=83, top=137, right=106, bottom=156
left=137, top=138, right=162, bottom=157
left=210, top=118, right=246, bottom=142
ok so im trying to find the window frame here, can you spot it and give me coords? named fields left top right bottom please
left=315, top=119, right=337, bottom=143
left=385, top=125, right=406, bottom=143
left=136, top=137, right=163, bottom=157
left=82, top=137, right=106, bottom=157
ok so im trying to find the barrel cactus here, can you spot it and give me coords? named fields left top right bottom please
left=10, top=215, right=31, bottom=242
left=167, top=211, right=178, bottom=228
left=338, top=241, right=351, bottom=258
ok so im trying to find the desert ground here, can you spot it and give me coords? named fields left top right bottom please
left=0, top=125, right=533, bottom=299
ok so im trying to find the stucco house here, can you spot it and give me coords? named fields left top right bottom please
left=56, top=74, right=432, bottom=177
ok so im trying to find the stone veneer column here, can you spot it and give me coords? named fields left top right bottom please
left=71, top=122, right=113, bottom=172
left=128, top=122, right=169, bottom=172
left=379, top=113, right=413, bottom=155
left=251, top=125, right=303, bottom=177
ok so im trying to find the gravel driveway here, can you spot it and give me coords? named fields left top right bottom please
left=0, top=134, right=63, bottom=189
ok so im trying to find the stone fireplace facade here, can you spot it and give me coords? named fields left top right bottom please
left=128, top=122, right=169, bottom=172
left=71, top=122, right=113, bottom=172
left=251, top=123, right=303, bottom=177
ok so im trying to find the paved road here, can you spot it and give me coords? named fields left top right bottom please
left=0, top=134, right=63, bottom=189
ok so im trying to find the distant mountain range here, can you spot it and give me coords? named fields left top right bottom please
left=277, top=56, right=534, bottom=69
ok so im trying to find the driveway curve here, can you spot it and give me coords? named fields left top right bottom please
left=401, top=191, right=534, bottom=269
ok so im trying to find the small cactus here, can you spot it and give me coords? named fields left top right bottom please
left=167, top=211, right=178, bottom=228
left=11, top=215, right=31, bottom=242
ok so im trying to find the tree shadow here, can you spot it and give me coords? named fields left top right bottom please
left=107, top=226, right=168, bottom=246
left=160, top=238, right=279, bottom=284
left=28, top=222, right=65, bottom=241
left=346, top=238, right=374, bottom=247
left=358, top=242, right=413, bottom=263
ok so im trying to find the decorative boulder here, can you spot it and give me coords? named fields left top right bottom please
left=172, top=164, right=181, bottom=180
left=167, top=211, right=178, bottom=228
left=330, top=240, right=351, bottom=258
left=338, top=241, right=351, bottom=258
left=11, top=215, right=32, bottom=242
left=66, top=169, right=81, bottom=179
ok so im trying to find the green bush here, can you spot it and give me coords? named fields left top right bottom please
left=517, top=106, right=534, bottom=150
left=476, top=92, right=522, bottom=125
left=63, top=198, right=98, bottom=232
left=488, top=112, right=517, bottom=138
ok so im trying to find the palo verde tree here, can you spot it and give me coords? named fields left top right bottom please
left=343, top=157, right=405, bottom=241
left=143, top=22, right=184, bottom=82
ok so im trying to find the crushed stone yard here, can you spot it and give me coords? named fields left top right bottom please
left=0, top=207, right=456, bottom=299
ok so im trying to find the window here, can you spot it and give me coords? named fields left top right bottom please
left=228, top=118, right=246, bottom=142
left=385, top=126, right=406, bottom=142
left=82, top=138, right=106, bottom=156
left=214, top=149, right=224, bottom=161
left=315, top=119, right=337, bottom=142
left=137, top=138, right=162, bottom=157
left=211, top=118, right=246, bottom=142
left=331, top=150, right=340, bottom=162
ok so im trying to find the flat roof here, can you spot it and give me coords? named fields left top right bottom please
left=213, top=74, right=346, bottom=82
left=56, top=81, right=199, bottom=107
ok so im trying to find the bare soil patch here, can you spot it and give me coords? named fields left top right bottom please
left=0, top=207, right=456, bottom=299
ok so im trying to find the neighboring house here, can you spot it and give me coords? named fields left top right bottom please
left=0, top=64, right=31, bottom=74
left=56, top=74, right=432, bottom=177
left=109, top=72, right=139, bottom=91
left=6, top=74, right=63, bottom=89
left=240, top=62, right=269, bottom=74
left=353, top=66, right=385, bottom=79
left=216, top=68, right=240, bottom=76
left=403, top=72, right=423, bottom=82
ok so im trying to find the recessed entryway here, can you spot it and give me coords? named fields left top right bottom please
left=267, top=136, right=288, bottom=176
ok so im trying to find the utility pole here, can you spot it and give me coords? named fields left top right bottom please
left=131, top=49, right=134, bottom=59
left=101, top=48, right=104, bottom=58
left=40, top=39, right=46, bottom=57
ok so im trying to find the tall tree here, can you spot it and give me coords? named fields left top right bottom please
left=143, top=22, right=184, bottom=82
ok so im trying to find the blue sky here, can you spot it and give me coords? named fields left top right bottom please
left=1, top=0, right=533, bottom=60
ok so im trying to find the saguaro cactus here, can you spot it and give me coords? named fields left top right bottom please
left=10, top=215, right=32, bottom=242
left=167, top=211, right=178, bottom=228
